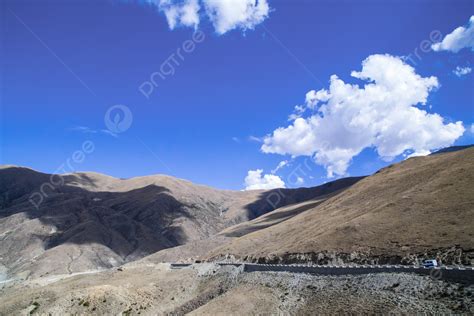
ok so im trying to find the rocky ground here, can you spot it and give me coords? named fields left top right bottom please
left=0, top=263, right=472, bottom=315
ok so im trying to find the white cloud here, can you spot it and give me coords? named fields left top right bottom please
left=70, top=126, right=118, bottom=138
left=244, top=169, right=285, bottom=190
left=471, top=123, right=474, bottom=134
left=453, top=66, right=472, bottom=77
left=406, top=150, right=431, bottom=159
left=288, top=105, right=305, bottom=121
left=145, top=0, right=270, bottom=34
left=159, top=0, right=201, bottom=30
left=305, top=89, right=330, bottom=110
left=203, top=0, right=270, bottom=34
left=262, top=54, right=465, bottom=178
left=70, top=126, right=96, bottom=134
left=100, top=129, right=119, bottom=138
left=248, top=135, right=263, bottom=142
left=262, top=117, right=317, bottom=157
left=271, top=160, right=288, bottom=174
left=432, top=16, right=474, bottom=53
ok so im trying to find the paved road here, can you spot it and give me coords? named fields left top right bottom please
left=171, top=263, right=474, bottom=285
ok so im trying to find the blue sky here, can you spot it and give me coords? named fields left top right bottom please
left=1, top=0, right=473, bottom=190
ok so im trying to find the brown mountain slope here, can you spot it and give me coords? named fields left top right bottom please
left=108, top=177, right=363, bottom=264
left=0, top=166, right=361, bottom=278
left=207, top=147, right=474, bottom=265
left=219, top=191, right=341, bottom=238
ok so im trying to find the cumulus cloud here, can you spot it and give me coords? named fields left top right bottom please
left=288, top=90, right=331, bottom=121
left=305, top=89, right=330, bottom=110
left=432, top=16, right=474, bottom=53
left=453, top=66, right=472, bottom=77
left=244, top=169, right=285, bottom=190
left=157, top=0, right=200, bottom=30
left=145, top=0, right=270, bottom=34
left=203, top=0, right=270, bottom=34
left=262, top=54, right=465, bottom=178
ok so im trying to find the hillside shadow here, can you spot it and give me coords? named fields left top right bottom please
left=0, top=176, right=193, bottom=260
left=223, top=199, right=325, bottom=238
left=242, top=176, right=365, bottom=220
left=0, top=168, right=364, bottom=265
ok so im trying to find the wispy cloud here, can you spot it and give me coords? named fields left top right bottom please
left=70, top=126, right=97, bottom=134
left=271, top=160, right=289, bottom=174
left=248, top=135, right=263, bottom=142
left=100, top=129, right=118, bottom=138
left=70, top=126, right=118, bottom=138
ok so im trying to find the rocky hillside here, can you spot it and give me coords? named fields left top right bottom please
left=0, top=166, right=360, bottom=278
left=1, top=146, right=472, bottom=279
left=207, top=147, right=474, bottom=265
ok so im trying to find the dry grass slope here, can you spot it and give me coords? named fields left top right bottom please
left=207, top=148, right=474, bottom=265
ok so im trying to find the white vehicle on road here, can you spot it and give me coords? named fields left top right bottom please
left=423, top=259, right=438, bottom=268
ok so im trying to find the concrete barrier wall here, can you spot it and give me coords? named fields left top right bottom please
left=169, top=263, right=474, bottom=285
left=243, top=264, right=474, bottom=285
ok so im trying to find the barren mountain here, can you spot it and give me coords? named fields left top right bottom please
left=1, top=146, right=472, bottom=281
left=137, top=177, right=362, bottom=263
left=206, top=147, right=474, bottom=265
left=1, top=148, right=473, bottom=315
left=0, top=166, right=360, bottom=278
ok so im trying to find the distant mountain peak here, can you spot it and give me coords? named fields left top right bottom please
left=430, top=144, right=474, bottom=155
